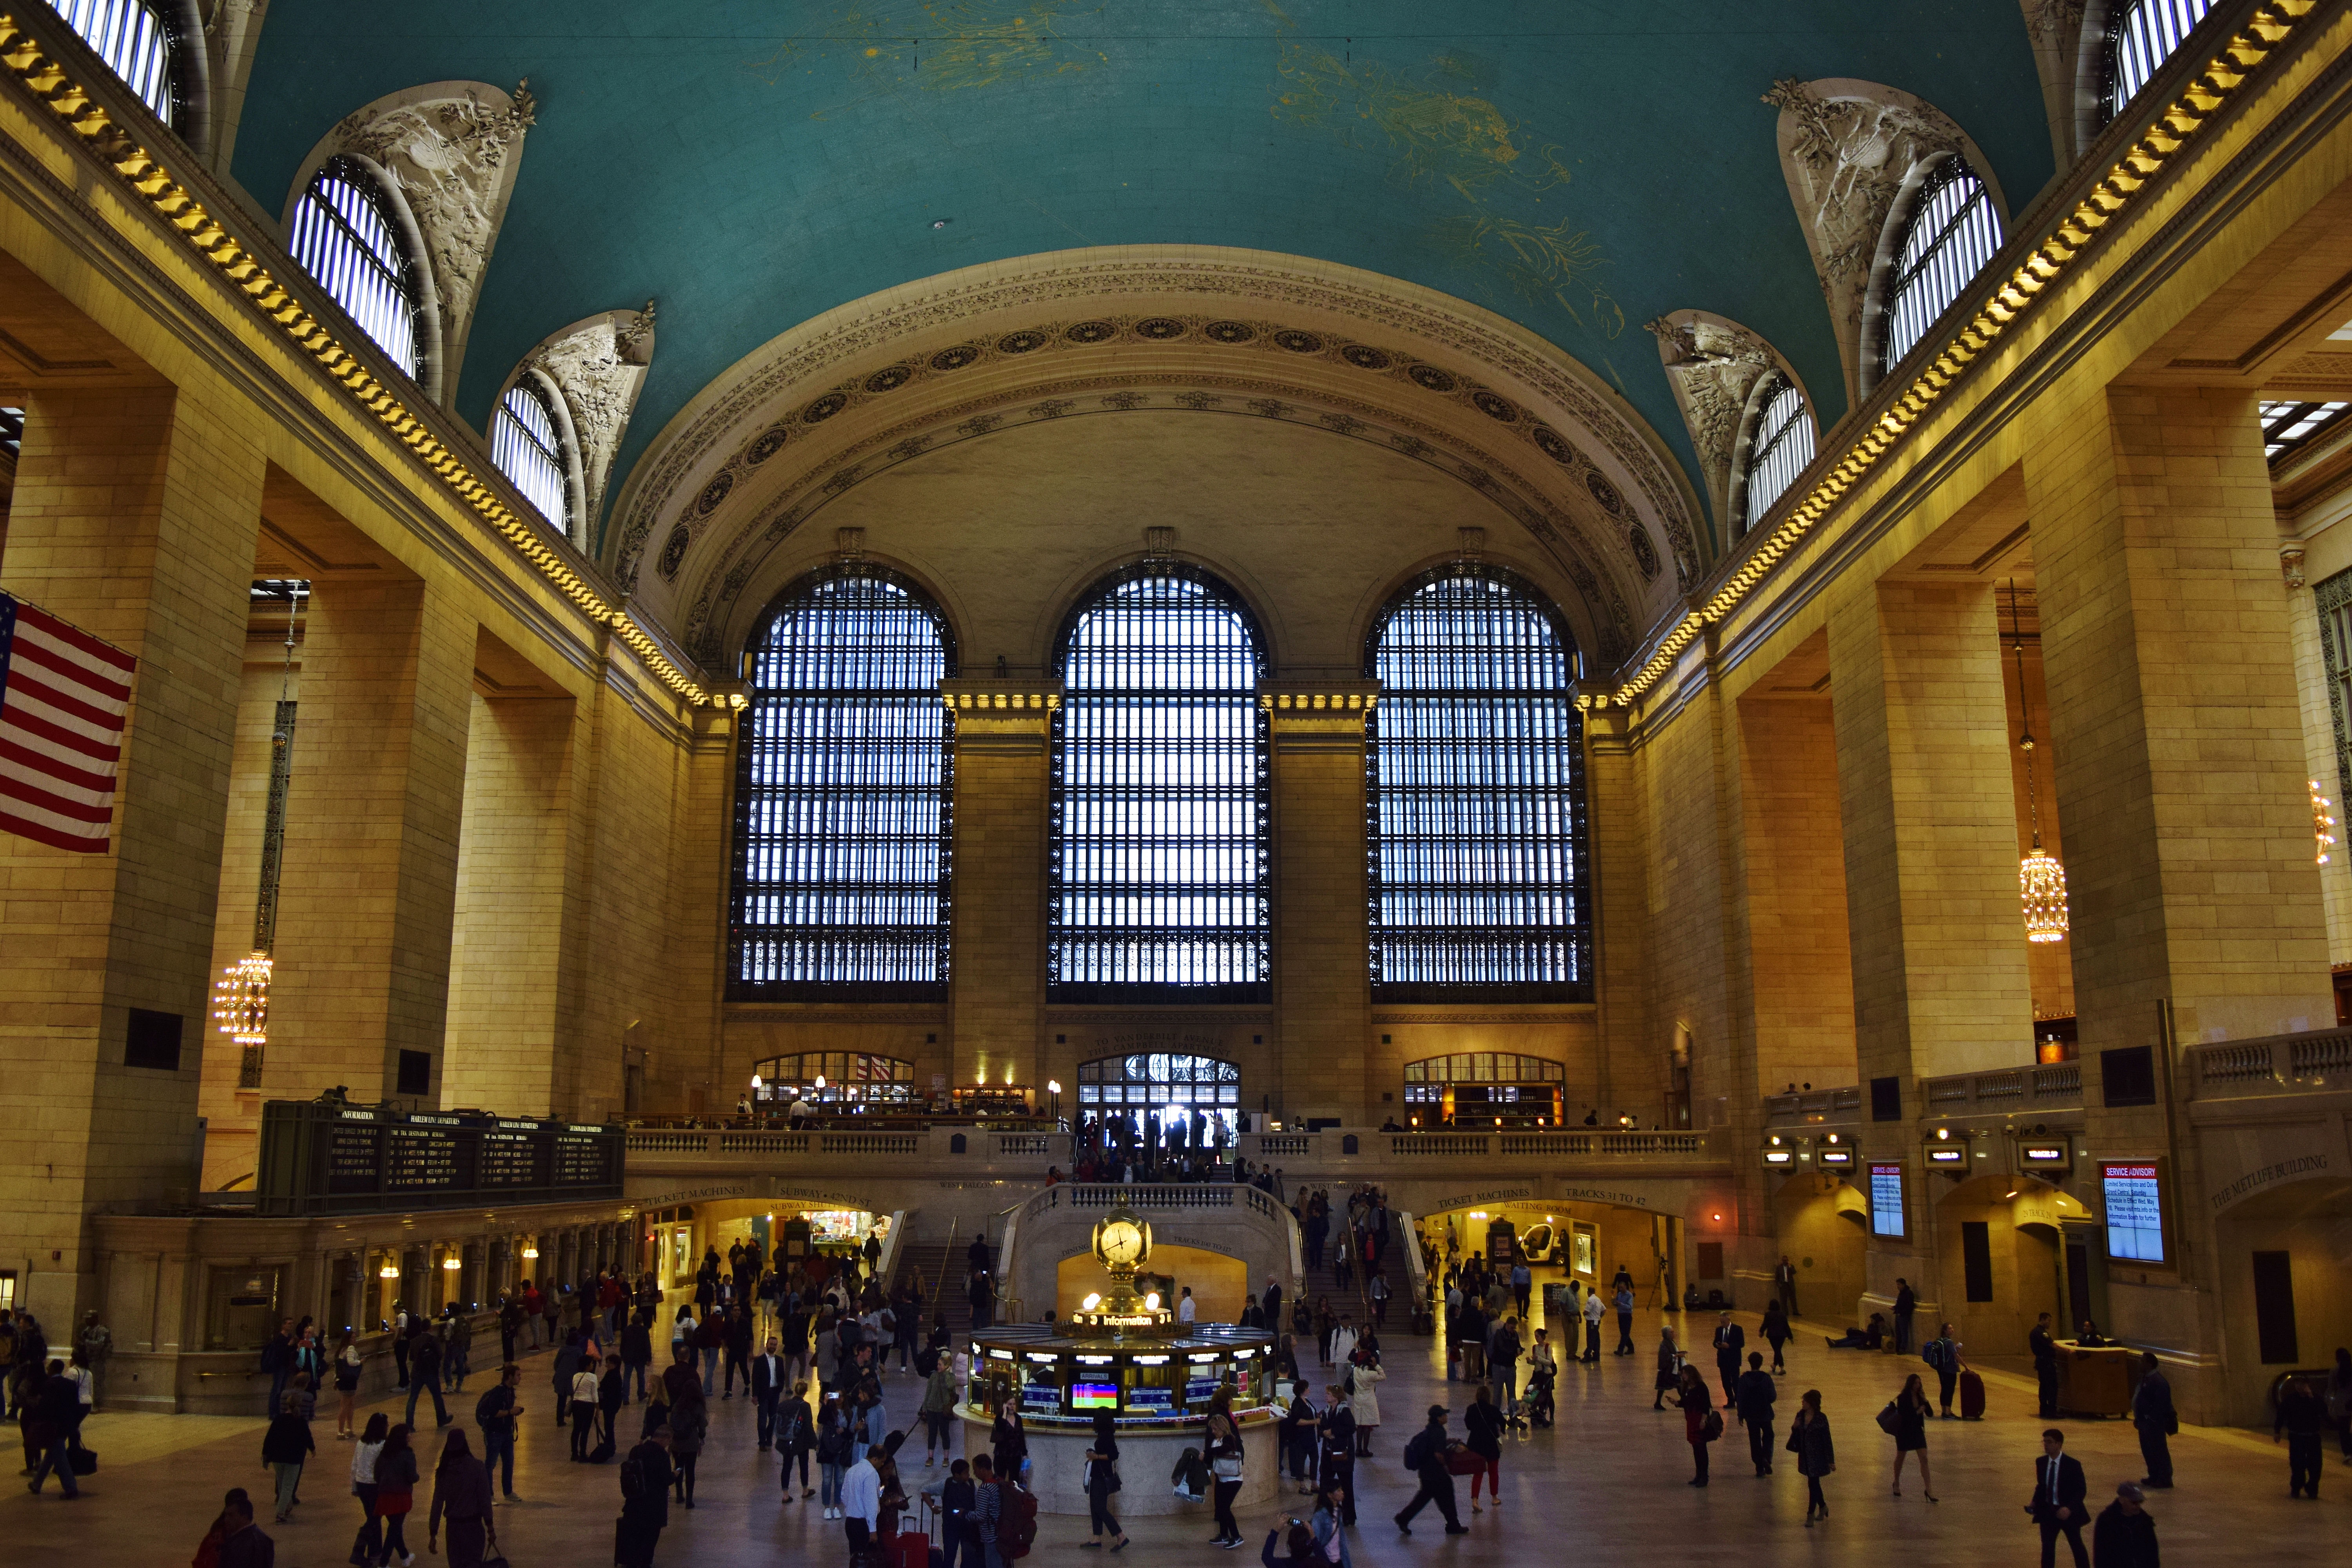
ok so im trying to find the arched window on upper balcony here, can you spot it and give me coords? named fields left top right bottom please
left=1878, top=156, right=2005, bottom=381
left=1735, top=373, right=1816, bottom=537
left=1051, top=564, right=1268, bottom=1001
left=728, top=565, right=956, bottom=1000
left=490, top=376, right=573, bottom=539
left=1365, top=567, right=1587, bottom=1001
left=54, top=0, right=185, bottom=127
left=288, top=156, right=424, bottom=380
left=2100, top=0, right=2218, bottom=127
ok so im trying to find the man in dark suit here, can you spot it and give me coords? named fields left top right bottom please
left=1711, top=1312, right=1745, bottom=1405
left=2029, top=1313, right=2060, bottom=1419
left=2130, top=1353, right=2175, bottom=1488
left=1774, top=1256, right=1798, bottom=1317
left=2027, top=1428, right=2089, bottom=1568
left=1733, top=1352, right=1777, bottom=1475
left=751, top=1334, right=788, bottom=1450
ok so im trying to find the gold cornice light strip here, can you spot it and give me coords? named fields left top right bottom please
left=1258, top=692, right=1377, bottom=711
left=1594, top=0, right=2321, bottom=711
left=0, top=15, right=711, bottom=707
left=944, top=691, right=1060, bottom=710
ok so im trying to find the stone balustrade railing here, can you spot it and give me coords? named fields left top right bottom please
left=2192, top=1027, right=2352, bottom=1098
left=1920, top=1062, right=2084, bottom=1113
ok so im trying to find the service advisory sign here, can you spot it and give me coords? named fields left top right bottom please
left=2100, top=1160, right=2168, bottom=1265
left=1869, top=1162, right=1907, bottom=1238
left=258, top=1098, right=625, bottom=1216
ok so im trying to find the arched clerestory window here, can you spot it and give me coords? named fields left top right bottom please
left=2100, top=0, right=2218, bottom=127
left=54, top=0, right=187, bottom=127
left=288, top=156, right=425, bottom=380
left=728, top=565, right=956, bottom=999
left=1365, top=567, right=1588, bottom=1000
left=1878, top=156, right=2005, bottom=381
left=1737, top=372, right=1816, bottom=536
left=1051, top=564, right=1268, bottom=1000
left=490, top=377, right=573, bottom=538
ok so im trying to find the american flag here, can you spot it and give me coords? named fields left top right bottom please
left=0, top=590, right=139, bottom=853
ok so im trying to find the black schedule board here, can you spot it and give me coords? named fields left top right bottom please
left=257, top=1100, right=624, bottom=1216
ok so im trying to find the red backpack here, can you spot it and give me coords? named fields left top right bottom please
left=998, top=1482, right=1038, bottom=1560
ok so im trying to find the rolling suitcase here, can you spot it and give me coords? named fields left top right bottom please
left=1958, top=1368, right=1986, bottom=1420
left=889, top=1525, right=929, bottom=1568
left=590, top=1433, right=616, bottom=1463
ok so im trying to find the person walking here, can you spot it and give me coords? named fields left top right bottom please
left=751, top=1336, right=786, bottom=1452
left=1347, top=1354, right=1385, bottom=1456
left=1613, top=1283, right=1635, bottom=1356
left=841, top=1431, right=883, bottom=1562
left=2029, top=1428, right=2091, bottom=1568
left=1205, top=1393, right=1245, bottom=1547
left=989, top=1405, right=1027, bottom=1492
left=445, top=1313, right=472, bottom=1396
left=473, top=1363, right=522, bottom=1505
left=372, top=1423, right=418, bottom=1568
left=1311, top=1481, right=1352, bottom=1568
left=817, top=1400, right=852, bottom=1518
left=1651, top=1325, right=1681, bottom=1411
left=1318, top=1381, right=1357, bottom=1525
left=2091, top=1481, right=2159, bottom=1568
left=405, top=1328, right=448, bottom=1433
left=1789, top=1389, right=1835, bottom=1526
left=426, top=1429, right=495, bottom=1568
left=616, top=1425, right=675, bottom=1568
left=1734, top=1352, right=1776, bottom=1476
left=621, top=1310, right=653, bottom=1404
left=971, top=1455, right=1007, bottom=1568
left=777, top=1378, right=815, bottom=1500
left=2276, top=1373, right=2327, bottom=1498
left=349, top=1413, right=388, bottom=1563
left=921, top=1354, right=960, bottom=1466
left=1762, top=1300, right=1792, bottom=1374
left=1775, top=1255, right=1798, bottom=1318
left=1082, top=1409, right=1129, bottom=1551
left=1579, top=1282, right=1603, bottom=1364
left=1463, top=1382, right=1504, bottom=1513
left=569, top=1354, right=603, bottom=1460
left=668, top=1379, right=707, bottom=1509
left=1923, top=1322, right=1963, bottom=1417
left=1676, top=1364, right=1715, bottom=1486
left=261, top=1390, right=315, bottom=1522
left=1488, top=1319, right=1521, bottom=1425
left=2031, top=1314, right=2060, bottom=1420
left=1893, top=1279, right=1917, bottom=1356
left=1392, top=1403, right=1467, bottom=1535
left=1888, top=1372, right=1937, bottom=1501
left=332, top=1333, right=363, bottom=1440
left=1711, top=1312, right=1744, bottom=1406
left=25, top=1357, right=80, bottom=1499
left=2131, top=1353, right=2175, bottom=1489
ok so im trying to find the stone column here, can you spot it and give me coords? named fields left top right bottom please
left=268, top=578, right=476, bottom=1102
left=0, top=386, right=264, bottom=1325
left=943, top=680, right=1058, bottom=1096
left=1264, top=683, right=1377, bottom=1125
left=1829, top=577, right=2034, bottom=1312
left=2026, top=387, right=2329, bottom=1357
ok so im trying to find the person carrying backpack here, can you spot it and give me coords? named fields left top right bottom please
left=1922, top=1324, right=1964, bottom=1418
left=473, top=1363, right=522, bottom=1503
left=1392, top=1403, right=1466, bottom=1535
left=617, top=1425, right=675, bottom=1568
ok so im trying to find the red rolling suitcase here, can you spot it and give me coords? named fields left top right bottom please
left=1958, top=1368, right=1986, bottom=1419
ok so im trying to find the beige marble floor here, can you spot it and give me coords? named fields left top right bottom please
left=7, top=1298, right=2340, bottom=1566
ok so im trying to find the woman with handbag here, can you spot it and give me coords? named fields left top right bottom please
left=1462, top=1383, right=1504, bottom=1512
left=333, top=1334, right=364, bottom=1440
left=426, top=1428, right=494, bottom=1568
left=991, top=1406, right=1028, bottom=1491
left=1789, top=1389, right=1836, bottom=1526
left=349, top=1413, right=388, bottom=1567
left=372, top=1423, right=418, bottom=1567
left=1205, top=1392, right=1245, bottom=1547
left=1082, top=1410, right=1129, bottom=1551
left=1676, top=1364, right=1716, bottom=1487
left=1652, top=1326, right=1682, bottom=1411
left=1885, top=1372, right=1937, bottom=1501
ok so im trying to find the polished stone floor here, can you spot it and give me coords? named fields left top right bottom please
left=8, top=1298, right=2340, bottom=1564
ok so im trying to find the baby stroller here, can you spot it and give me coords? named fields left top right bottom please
left=1524, top=1363, right=1556, bottom=1429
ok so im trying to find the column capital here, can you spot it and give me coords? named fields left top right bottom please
left=1261, top=681, right=1379, bottom=752
left=943, top=677, right=1062, bottom=752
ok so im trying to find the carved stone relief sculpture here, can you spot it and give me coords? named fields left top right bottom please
left=518, top=303, right=656, bottom=551
left=2018, top=0, right=2092, bottom=167
left=1762, top=77, right=1980, bottom=407
left=1642, top=311, right=1781, bottom=542
left=287, top=79, right=535, bottom=406
left=196, top=0, right=267, bottom=172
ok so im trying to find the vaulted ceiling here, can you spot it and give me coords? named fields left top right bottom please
left=229, top=2, right=2054, bottom=651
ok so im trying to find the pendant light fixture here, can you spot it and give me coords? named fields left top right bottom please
left=213, top=584, right=303, bottom=1074
left=2008, top=579, right=2068, bottom=943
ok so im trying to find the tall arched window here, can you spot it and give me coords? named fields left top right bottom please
left=1366, top=568, right=1587, bottom=1000
left=1880, top=157, right=2004, bottom=378
left=1052, top=565, right=1268, bottom=1000
left=491, top=378, right=572, bottom=536
left=2102, top=0, right=2218, bottom=125
left=55, top=0, right=183, bottom=126
left=1739, top=374, right=1815, bottom=535
left=729, top=566, right=955, bottom=999
left=289, top=156, right=422, bottom=378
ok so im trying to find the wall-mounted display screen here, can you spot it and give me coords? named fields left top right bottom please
left=1869, top=1163, right=1906, bottom=1237
left=1126, top=1385, right=1172, bottom=1412
left=1021, top=1382, right=1062, bottom=1415
left=257, top=1100, right=622, bottom=1216
left=1071, top=1383, right=1119, bottom=1410
left=2100, top=1162, right=2166, bottom=1264
left=1185, top=1375, right=1223, bottom=1402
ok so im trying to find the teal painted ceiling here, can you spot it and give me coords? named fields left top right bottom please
left=232, top=2, right=2053, bottom=552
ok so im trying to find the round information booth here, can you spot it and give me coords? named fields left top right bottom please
left=962, top=1199, right=1278, bottom=1516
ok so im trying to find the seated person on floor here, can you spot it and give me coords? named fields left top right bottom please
left=1824, top=1312, right=1887, bottom=1350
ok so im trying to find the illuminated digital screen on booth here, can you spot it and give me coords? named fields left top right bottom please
left=1021, top=1383, right=1062, bottom=1415
left=1817, top=1148, right=1853, bottom=1167
left=1126, top=1386, right=1173, bottom=1412
left=1926, top=1147, right=1966, bottom=1165
left=2100, top=1162, right=2167, bottom=1265
left=1869, top=1164, right=1906, bottom=1237
left=2021, top=1144, right=2070, bottom=1168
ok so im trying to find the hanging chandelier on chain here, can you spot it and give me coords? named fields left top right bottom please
left=2009, top=580, right=2068, bottom=944
left=213, top=584, right=302, bottom=1070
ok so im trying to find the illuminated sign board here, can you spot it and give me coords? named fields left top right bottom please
left=2100, top=1161, right=2167, bottom=1265
left=2020, top=1144, right=2070, bottom=1167
left=1020, top=1383, right=1062, bottom=1415
left=1817, top=1147, right=1853, bottom=1167
left=1869, top=1164, right=1906, bottom=1237
left=1070, top=1383, right=1119, bottom=1410
left=1926, top=1147, right=1966, bottom=1166
left=1125, top=1386, right=1173, bottom=1412
left=1762, top=1149, right=1795, bottom=1166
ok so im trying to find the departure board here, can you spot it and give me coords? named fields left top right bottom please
left=257, top=1100, right=624, bottom=1216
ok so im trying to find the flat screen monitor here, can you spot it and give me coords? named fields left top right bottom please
left=2100, top=1162, right=2166, bottom=1264
left=1020, top=1382, right=1061, bottom=1415
left=1070, top=1383, right=1118, bottom=1410
left=1125, top=1386, right=1173, bottom=1413
left=1184, top=1375, right=1223, bottom=1402
left=1869, top=1163, right=1906, bottom=1238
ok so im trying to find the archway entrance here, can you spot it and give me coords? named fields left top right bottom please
left=2210, top=1176, right=2352, bottom=1426
left=748, top=1050, right=919, bottom=1112
left=1928, top=1174, right=2083, bottom=1357
left=1401, top=1052, right=1566, bottom=1129
left=1768, top=1173, right=1867, bottom=1324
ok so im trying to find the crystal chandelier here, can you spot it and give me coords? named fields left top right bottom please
left=2312, top=779, right=2336, bottom=866
left=2009, top=581, right=2067, bottom=943
left=217, top=584, right=303, bottom=1083
left=212, top=950, right=272, bottom=1044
